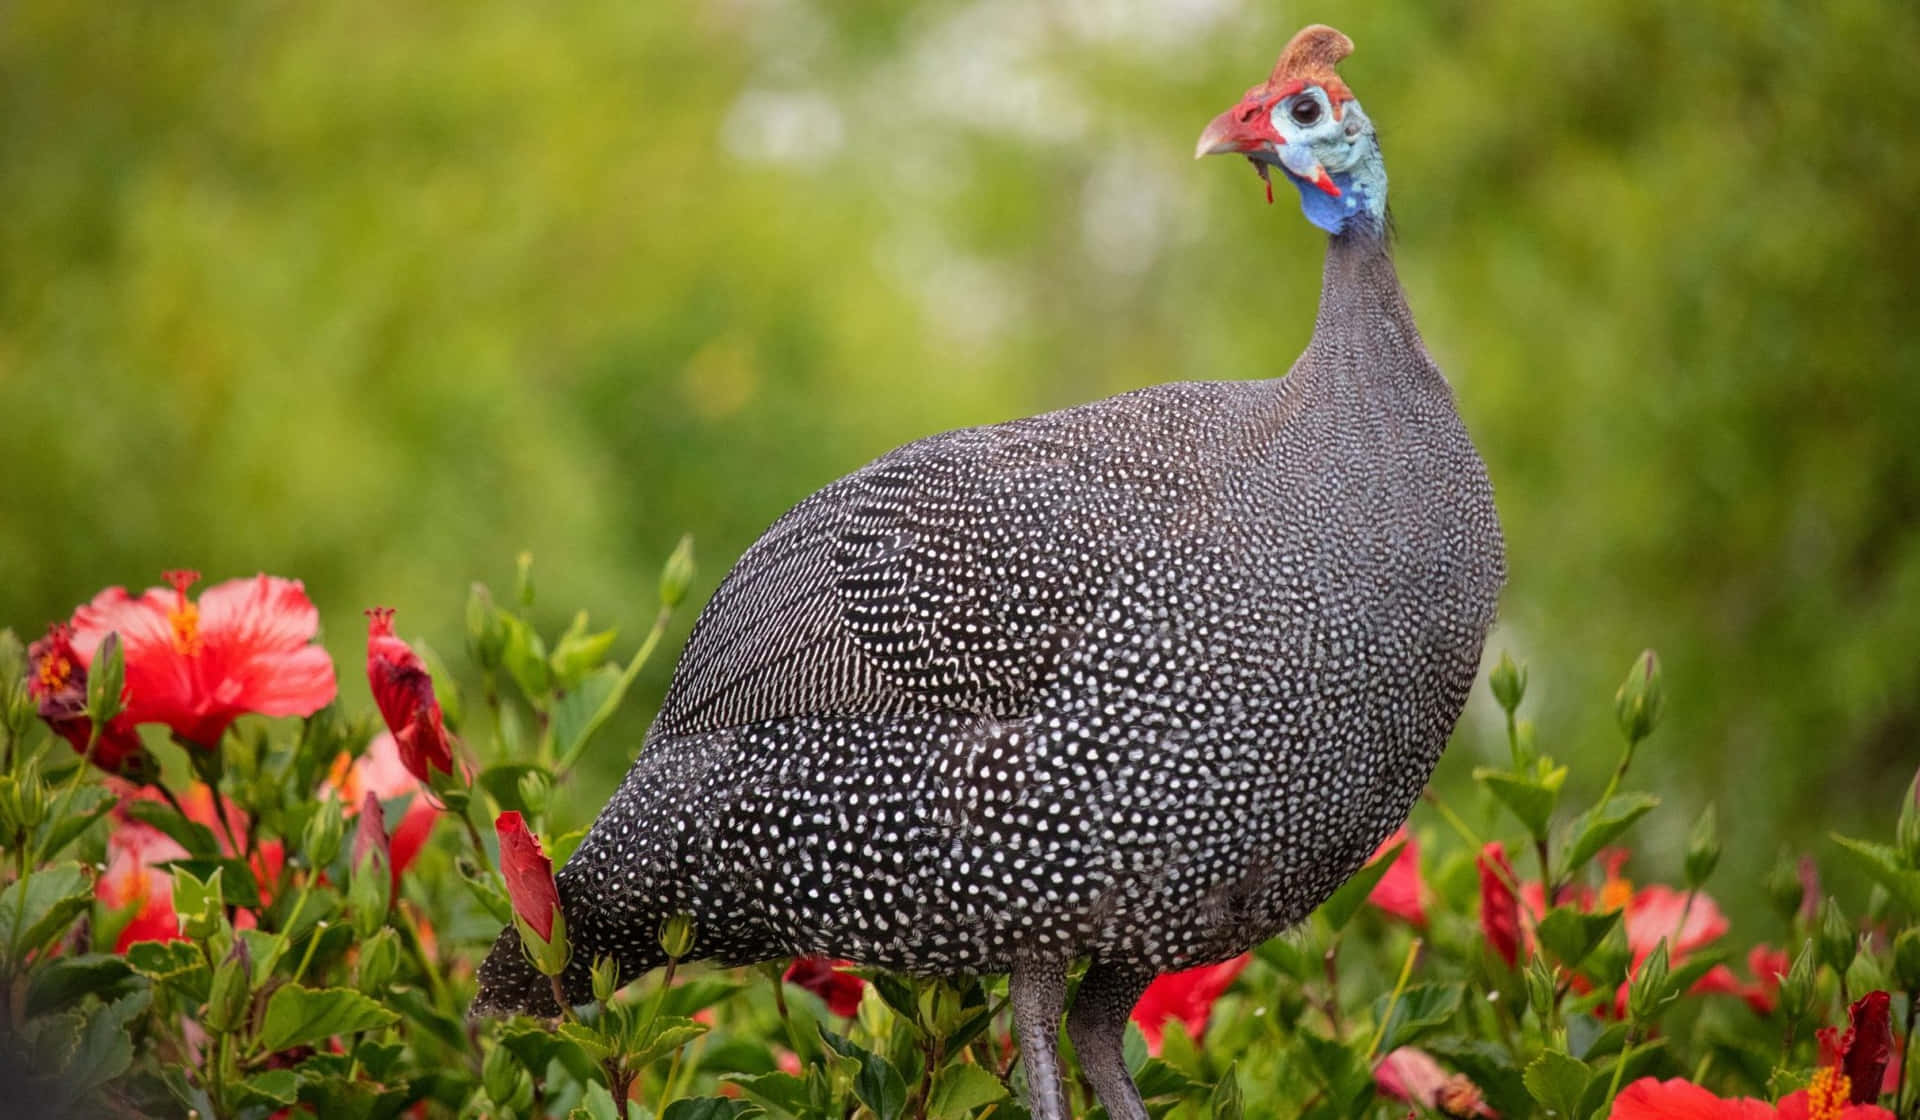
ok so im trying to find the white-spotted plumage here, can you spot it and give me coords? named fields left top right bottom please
left=476, top=29, right=1504, bottom=1120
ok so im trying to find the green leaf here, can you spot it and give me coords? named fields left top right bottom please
left=570, top=1082, right=623, bottom=1120
left=1559, top=794, right=1660, bottom=879
left=870, top=973, right=923, bottom=1026
left=231, top=1069, right=303, bottom=1109
left=1475, top=761, right=1567, bottom=840
left=821, top=1027, right=908, bottom=1120
left=1829, top=833, right=1920, bottom=913
left=125, top=938, right=210, bottom=1003
left=1316, top=839, right=1405, bottom=931
left=1522, top=1050, right=1592, bottom=1119
left=0, top=861, right=92, bottom=958
left=661, top=1099, right=765, bottom=1120
left=1534, top=907, right=1623, bottom=969
left=728, top=1071, right=814, bottom=1117
left=628, top=1014, right=709, bottom=1068
left=1133, top=1058, right=1201, bottom=1099
left=123, top=798, right=222, bottom=857
left=26, top=953, right=135, bottom=1018
left=661, top=977, right=748, bottom=1020
left=1422, top=1037, right=1531, bottom=1120
left=258, top=984, right=400, bottom=1052
left=1369, top=982, right=1464, bottom=1054
left=34, top=785, right=114, bottom=859
left=928, top=1063, right=1008, bottom=1117
left=553, top=665, right=631, bottom=772
left=1210, top=1062, right=1244, bottom=1120
left=558, top=1020, right=617, bottom=1063
left=52, top=989, right=152, bottom=1108
left=550, top=611, right=620, bottom=691
left=1579, top=1040, right=1667, bottom=1119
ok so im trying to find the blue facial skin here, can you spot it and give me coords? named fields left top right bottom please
left=1268, top=90, right=1388, bottom=236
left=1293, top=168, right=1374, bottom=235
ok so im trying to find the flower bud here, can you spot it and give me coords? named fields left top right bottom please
left=0, top=761, right=47, bottom=838
left=1685, top=804, right=1720, bottom=889
left=591, top=955, right=621, bottom=1005
left=0, top=629, right=32, bottom=737
left=1612, top=649, right=1663, bottom=746
left=1524, top=954, right=1557, bottom=1024
left=1628, top=937, right=1671, bottom=1025
left=466, top=583, right=506, bottom=671
left=302, top=795, right=345, bottom=870
left=659, top=912, right=697, bottom=960
left=496, top=811, right=570, bottom=977
left=359, top=930, right=400, bottom=996
left=1817, top=897, right=1856, bottom=976
left=1898, top=771, right=1920, bottom=871
left=205, top=938, right=252, bottom=1034
left=1766, top=850, right=1804, bottom=924
left=1780, top=940, right=1816, bottom=1023
left=660, top=534, right=696, bottom=610
left=517, top=770, right=551, bottom=819
left=85, top=632, right=126, bottom=728
left=515, top=551, right=536, bottom=608
left=1489, top=651, right=1526, bottom=715
left=1891, top=927, right=1920, bottom=992
left=349, top=792, right=393, bottom=939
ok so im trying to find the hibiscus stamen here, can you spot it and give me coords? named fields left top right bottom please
left=1807, top=1066, right=1849, bottom=1120
left=163, top=569, right=203, bottom=655
left=33, top=623, right=79, bottom=695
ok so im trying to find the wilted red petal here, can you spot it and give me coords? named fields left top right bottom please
left=65, top=572, right=336, bottom=751
left=27, top=623, right=149, bottom=773
left=365, top=608, right=453, bottom=781
left=1129, top=955, right=1249, bottom=1054
left=495, top=811, right=562, bottom=942
left=1375, top=1047, right=1450, bottom=1106
left=1366, top=827, right=1426, bottom=926
left=1478, top=843, right=1522, bottom=968
left=783, top=957, right=866, bottom=1018
left=1841, top=992, right=1893, bottom=1105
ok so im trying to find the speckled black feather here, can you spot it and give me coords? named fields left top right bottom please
left=472, top=224, right=1504, bottom=1117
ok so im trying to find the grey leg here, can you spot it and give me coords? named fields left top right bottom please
left=1009, top=957, right=1070, bottom=1120
left=1067, top=959, right=1155, bottom=1120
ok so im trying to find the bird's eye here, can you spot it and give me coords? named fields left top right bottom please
left=1289, top=97, right=1322, bottom=127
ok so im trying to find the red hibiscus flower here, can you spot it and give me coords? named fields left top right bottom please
left=495, top=811, right=568, bottom=976
left=1610, top=994, right=1898, bottom=1120
left=1366, top=826, right=1426, bottom=926
left=1478, top=843, right=1522, bottom=969
left=27, top=623, right=146, bottom=772
left=1375, top=1047, right=1494, bottom=1118
left=1129, top=955, right=1249, bottom=1054
left=365, top=608, right=454, bottom=782
left=783, top=957, right=866, bottom=1018
left=329, top=731, right=438, bottom=882
left=96, top=781, right=284, bottom=953
left=45, top=571, right=336, bottom=765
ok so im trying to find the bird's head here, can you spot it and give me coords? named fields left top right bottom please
left=1195, top=25, right=1386, bottom=236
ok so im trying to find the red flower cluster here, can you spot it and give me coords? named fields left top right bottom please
left=30, top=571, right=337, bottom=772
left=96, top=781, right=285, bottom=952
left=365, top=608, right=454, bottom=783
left=1611, top=993, right=1896, bottom=1119
left=1478, top=845, right=1785, bottom=1017
left=783, top=957, right=867, bottom=1018
left=1130, top=956, right=1250, bottom=1054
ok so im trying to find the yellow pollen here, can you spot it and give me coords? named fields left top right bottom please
left=169, top=603, right=203, bottom=655
left=37, top=654, right=72, bottom=691
left=1808, top=1065, right=1849, bottom=1120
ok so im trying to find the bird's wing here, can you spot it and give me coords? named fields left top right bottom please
left=653, top=397, right=1217, bottom=737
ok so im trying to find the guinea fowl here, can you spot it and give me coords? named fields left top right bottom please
left=475, top=24, right=1504, bottom=1120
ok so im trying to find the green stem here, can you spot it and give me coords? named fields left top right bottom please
left=1505, top=709, right=1521, bottom=767
left=1366, top=938, right=1423, bottom=1060
left=555, top=606, right=673, bottom=780
left=1604, top=1028, right=1640, bottom=1109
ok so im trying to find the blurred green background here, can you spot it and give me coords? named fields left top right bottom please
left=4, top=1, right=1916, bottom=926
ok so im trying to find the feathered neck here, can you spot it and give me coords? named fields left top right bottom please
left=1303, top=226, right=1442, bottom=395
